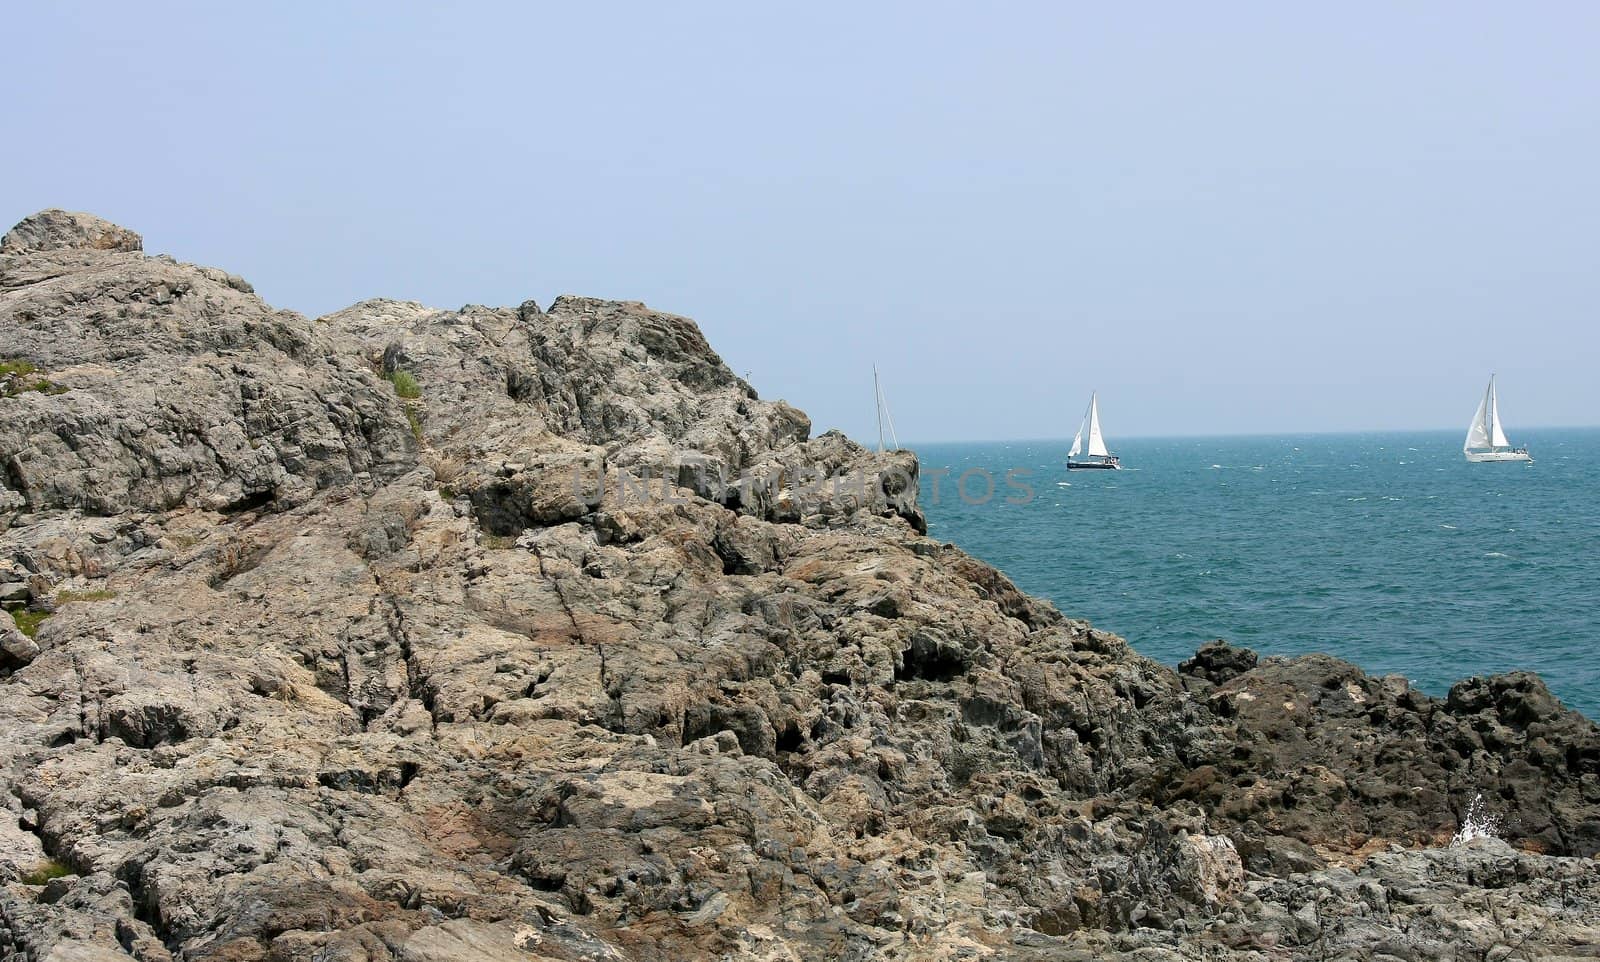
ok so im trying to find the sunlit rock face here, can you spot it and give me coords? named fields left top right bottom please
left=1, top=211, right=1596, bottom=961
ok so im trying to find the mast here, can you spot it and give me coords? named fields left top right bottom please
left=1484, top=375, right=1512, bottom=449
left=874, top=365, right=884, bottom=454
left=883, top=391, right=901, bottom=452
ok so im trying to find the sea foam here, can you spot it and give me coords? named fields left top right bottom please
left=1451, top=794, right=1502, bottom=846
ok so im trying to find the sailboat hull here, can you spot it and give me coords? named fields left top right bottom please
left=1067, top=460, right=1121, bottom=471
left=1464, top=449, right=1533, bottom=463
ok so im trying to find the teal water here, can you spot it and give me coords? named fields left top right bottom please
left=915, top=429, right=1600, bottom=720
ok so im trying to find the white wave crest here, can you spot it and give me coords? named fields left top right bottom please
left=1451, top=794, right=1502, bottom=846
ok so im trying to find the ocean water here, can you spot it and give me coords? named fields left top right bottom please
left=915, top=429, right=1600, bottom=720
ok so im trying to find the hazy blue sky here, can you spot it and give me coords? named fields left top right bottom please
left=7, top=3, right=1597, bottom=442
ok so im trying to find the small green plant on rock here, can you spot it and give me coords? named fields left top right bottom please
left=9, top=609, right=49, bottom=638
left=384, top=371, right=424, bottom=439
left=20, top=859, right=72, bottom=885
left=0, top=358, right=67, bottom=398
left=387, top=370, right=421, bottom=399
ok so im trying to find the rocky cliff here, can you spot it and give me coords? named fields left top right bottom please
left=1, top=209, right=1597, bottom=961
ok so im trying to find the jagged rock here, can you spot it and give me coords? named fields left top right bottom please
left=0, top=209, right=142, bottom=255
left=0, top=237, right=415, bottom=515
left=1166, top=652, right=1600, bottom=864
left=1178, top=638, right=1257, bottom=687
left=1223, top=837, right=1600, bottom=958
left=1, top=210, right=1596, bottom=962
left=1172, top=833, right=1244, bottom=907
left=0, top=618, right=40, bottom=673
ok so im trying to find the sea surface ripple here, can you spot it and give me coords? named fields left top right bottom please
left=916, top=429, right=1600, bottom=720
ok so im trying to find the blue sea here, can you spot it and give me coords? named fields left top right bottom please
left=915, top=429, right=1600, bottom=721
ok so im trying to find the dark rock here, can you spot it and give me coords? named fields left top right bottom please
left=1179, top=639, right=1258, bottom=686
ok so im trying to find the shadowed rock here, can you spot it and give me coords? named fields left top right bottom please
left=1178, top=638, right=1258, bottom=686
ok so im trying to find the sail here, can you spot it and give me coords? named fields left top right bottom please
left=1086, top=394, right=1110, bottom=458
left=1487, top=378, right=1511, bottom=448
left=1464, top=392, right=1490, bottom=452
left=1068, top=394, right=1088, bottom=457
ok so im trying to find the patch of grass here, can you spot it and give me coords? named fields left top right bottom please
left=20, top=859, right=72, bottom=885
left=481, top=534, right=517, bottom=550
left=56, top=588, right=117, bottom=603
left=0, top=357, right=67, bottom=398
left=381, top=370, right=424, bottom=440
left=9, top=609, right=49, bottom=638
left=424, top=452, right=466, bottom=484
left=427, top=453, right=467, bottom=500
left=387, top=370, right=421, bottom=399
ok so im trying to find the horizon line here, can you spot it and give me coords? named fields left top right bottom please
left=846, top=422, right=1600, bottom=448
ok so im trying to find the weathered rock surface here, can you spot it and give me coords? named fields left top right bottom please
left=1, top=211, right=1596, bottom=961
left=0, top=211, right=142, bottom=257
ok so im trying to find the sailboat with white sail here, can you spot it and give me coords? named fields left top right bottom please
left=1067, top=392, right=1120, bottom=470
left=873, top=365, right=900, bottom=454
left=1463, top=375, right=1531, bottom=463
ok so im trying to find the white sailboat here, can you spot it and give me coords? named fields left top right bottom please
left=873, top=365, right=901, bottom=454
left=1067, top=392, right=1120, bottom=470
left=1463, top=375, right=1532, bottom=463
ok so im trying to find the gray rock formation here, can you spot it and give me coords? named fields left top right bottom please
left=0, top=210, right=142, bottom=256
left=1, top=211, right=1596, bottom=961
